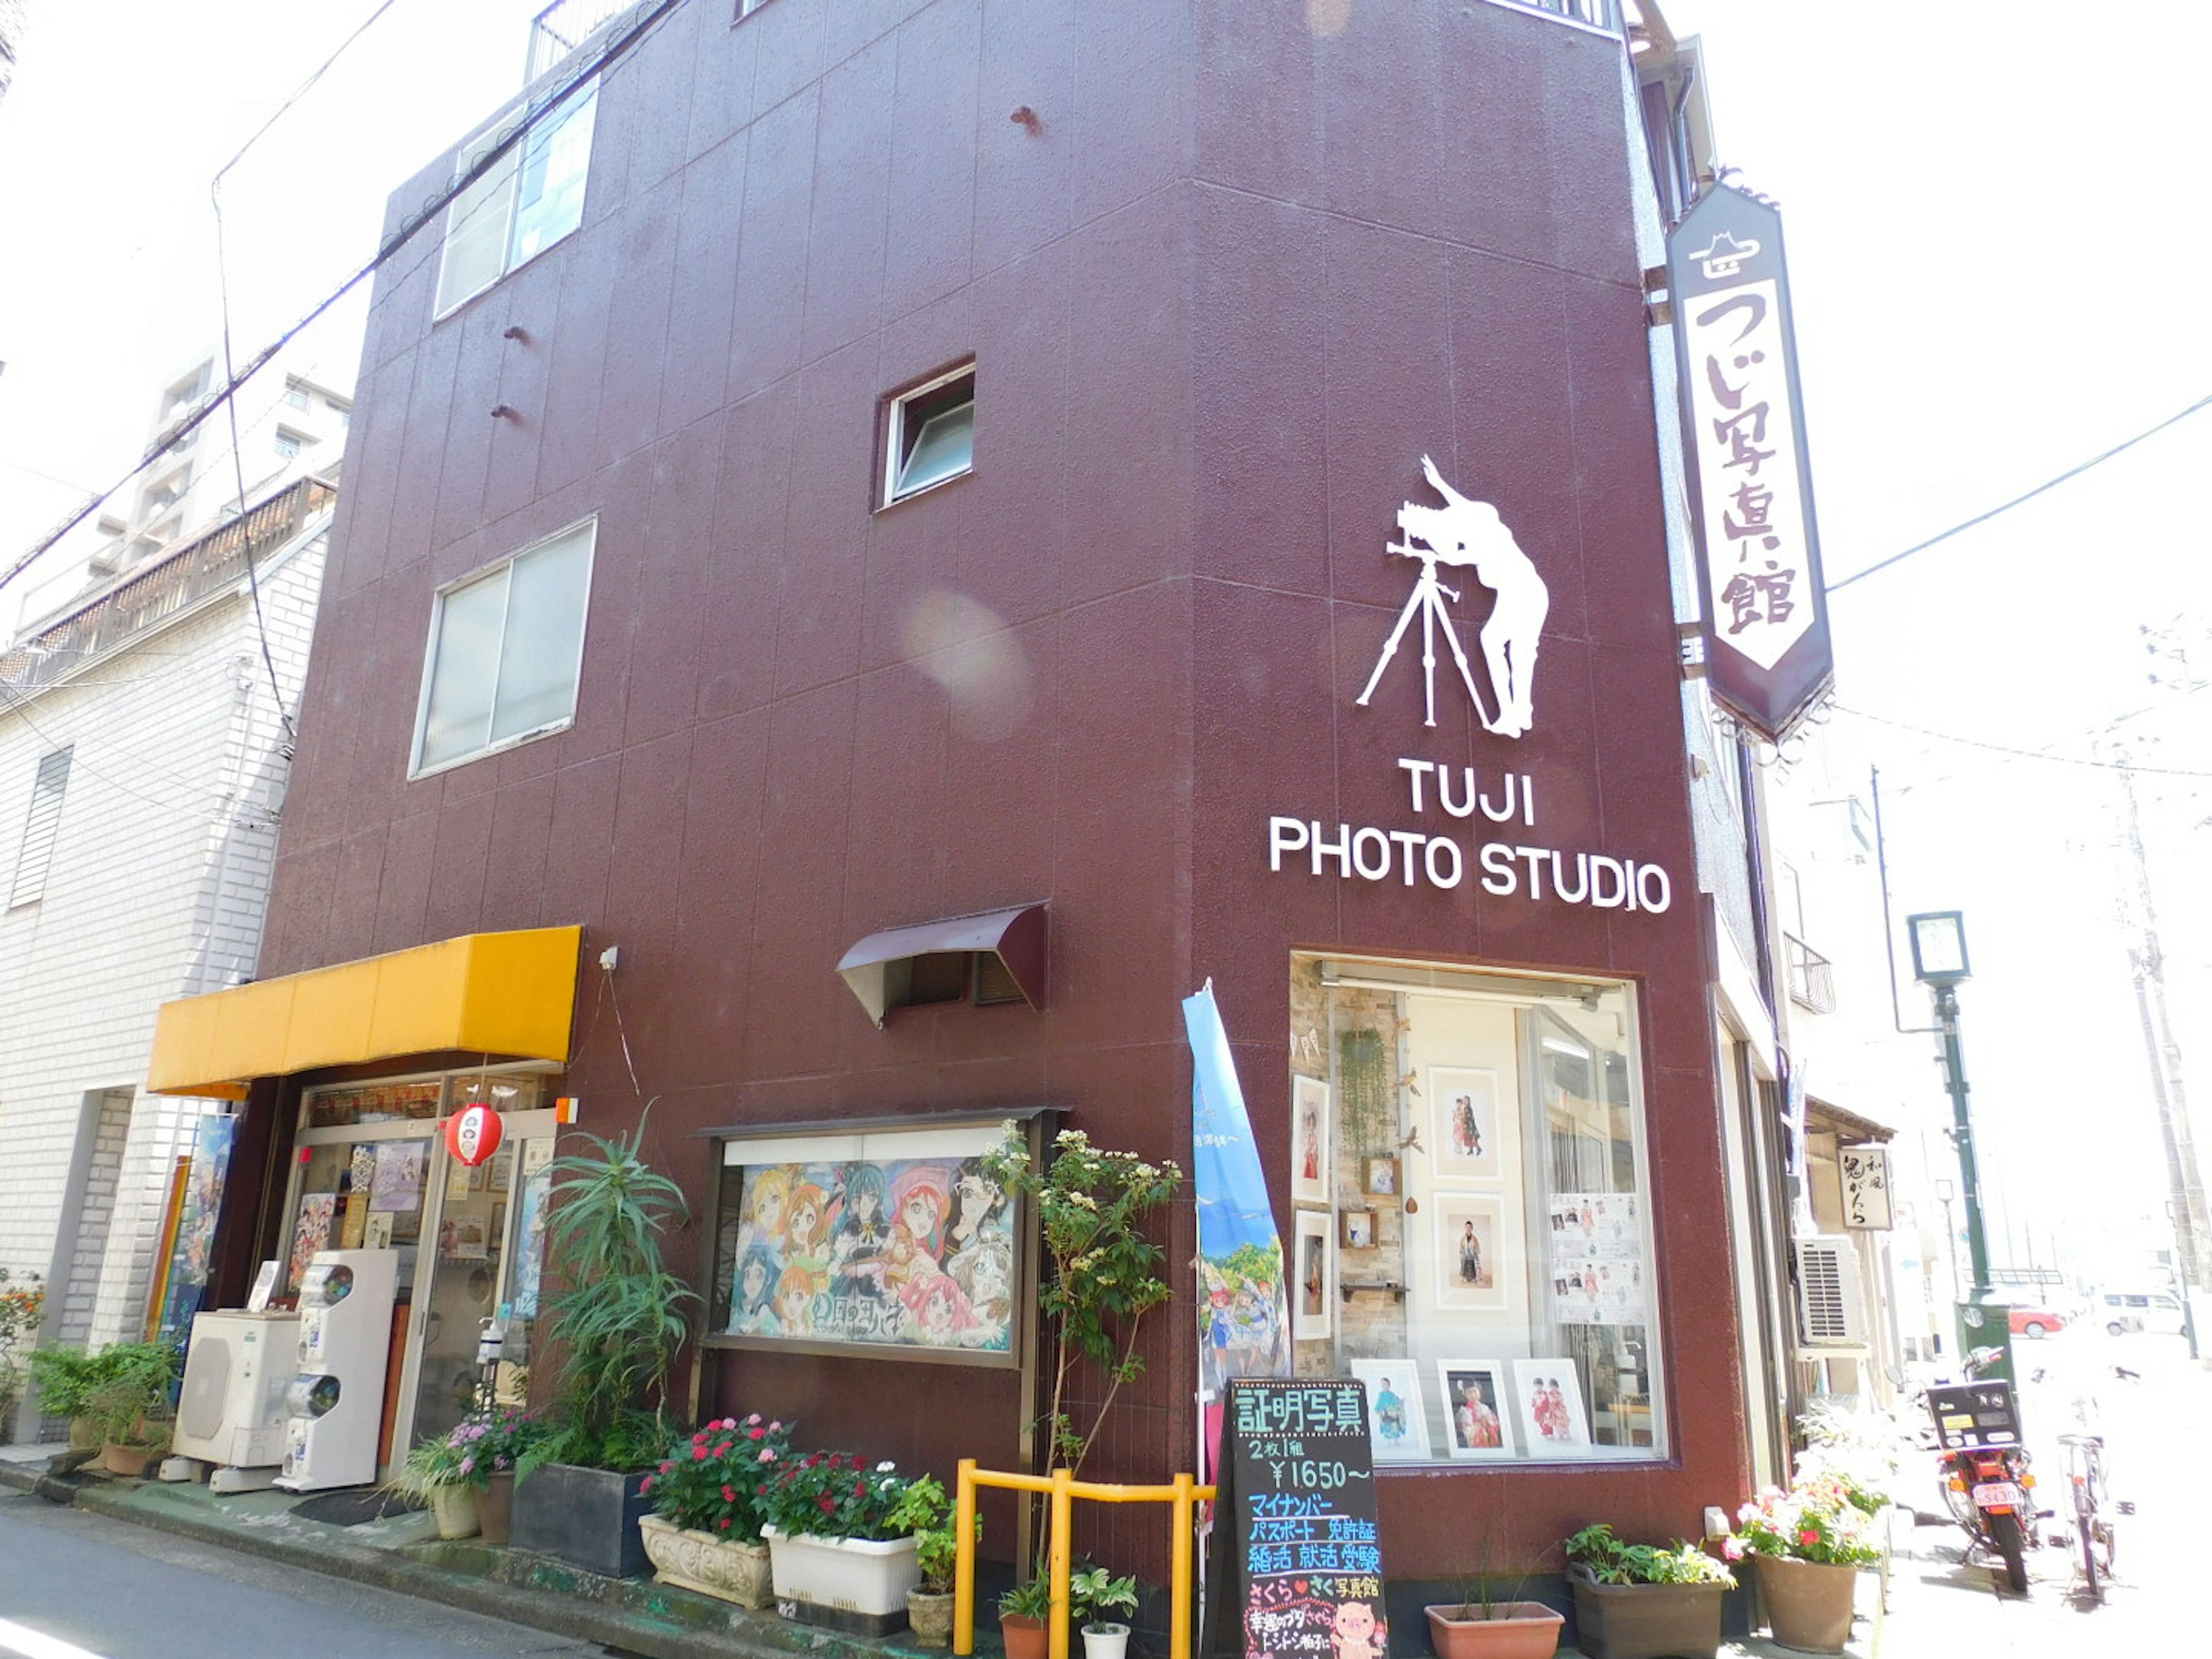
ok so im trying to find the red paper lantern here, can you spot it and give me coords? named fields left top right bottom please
left=444, top=1102, right=504, bottom=1167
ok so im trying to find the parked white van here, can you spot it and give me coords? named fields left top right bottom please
left=2098, top=1289, right=2186, bottom=1335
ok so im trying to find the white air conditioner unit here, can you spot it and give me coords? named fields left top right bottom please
left=1793, top=1234, right=1868, bottom=1347
left=174, top=1309, right=300, bottom=1480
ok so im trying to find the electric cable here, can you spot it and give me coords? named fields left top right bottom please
left=1826, top=392, right=2212, bottom=593
left=0, top=675, right=272, bottom=820
left=1832, top=701, right=2212, bottom=779
left=0, top=0, right=695, bottom=601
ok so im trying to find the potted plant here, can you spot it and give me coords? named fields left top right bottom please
left=0, top=1269, right=44, bottom=1444
left=465, top=1407, right=544, bottom=1544
left=889, top=1474, right=975, bottom=1647
left=759, top=1449, right=921, bottom=1634
left=998, top=1576, right=1055, bottom=1659
left=389, top=1422, right=487, bottom=1539
left=1425, top=1572, right=1565, bottom=1659
left=1070, top=1567, right=1139, bottom=1659
left=636, top=1413, right=793, bottom=1608
left=1725, top=1476, right=1884, bottom=1654
left=1563, top=1524, right=1734, bottom=1659
left=510, top=1128, right=698, bottom=1578
left=983, top=1125, right=1180, bottom=1650
left=80, top=1339, right=179, bottom=1476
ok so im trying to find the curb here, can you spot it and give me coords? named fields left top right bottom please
left=2, top=1458, right=931, bottom=1659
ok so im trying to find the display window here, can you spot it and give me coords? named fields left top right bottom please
left=1292, top=955, right=1665, bottom=1464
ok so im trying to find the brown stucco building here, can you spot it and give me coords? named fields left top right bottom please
left=162, top=0, right=1755, bottom=1604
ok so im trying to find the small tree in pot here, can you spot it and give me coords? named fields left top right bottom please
left=510, top=1128, right=698, bottom=1577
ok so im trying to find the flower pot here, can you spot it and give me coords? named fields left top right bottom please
left=762, top=1524, right=921, bottom=1637
left=1000, top=1613, right=1049, bottom=1659
left=639, top=1513, right=774, bottom=1609
left=511, top=1463, right=653, bottom=1578
left=1083, top=1621, right=1131, bottom=1659
left=477, top=1471, right=515, bottom=1545
left=1568, top=1568, right=1726, bottom=1659
left=1751, top=1555, right=1858, bottom=1654
left=1425, top=1601, right=1565, bottom=1659
left=100, top=1441, right=160, bottom=1478
left=430, top=1482, right=481, bottom=1540
left=908, top=1587, right=957, bottom=1649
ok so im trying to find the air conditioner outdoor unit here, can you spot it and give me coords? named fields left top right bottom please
left=173, top=1309, right=300, bottom=1487
left=1793, top=1234, right=1869, bottom=1346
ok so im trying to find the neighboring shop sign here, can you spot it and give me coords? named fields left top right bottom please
left=1203, top=1377, right=1384, bottom=1659
left=1839, top=1145, right=1894, bottom=1230
left=1665, top=183, right=1835, bottom=744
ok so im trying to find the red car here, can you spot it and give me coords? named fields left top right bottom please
left=2006, top=1304, right=2065, bottom=1339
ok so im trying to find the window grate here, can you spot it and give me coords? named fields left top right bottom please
left=10, top=746, right=73, bottom=908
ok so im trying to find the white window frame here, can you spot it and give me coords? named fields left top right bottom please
left=408, top=518, right=597, bottom=779
left=9, top=745, right=73, bottom=909
left=880, top=362, right=976, bottom=508
left=434, top=75, right=601, bottom=320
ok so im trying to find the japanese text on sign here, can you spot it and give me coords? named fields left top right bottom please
left=1839, top=1145, right=1893, bottom=1230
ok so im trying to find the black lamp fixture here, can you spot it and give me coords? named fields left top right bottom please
left=1905, top=910, right=1970, bottom=986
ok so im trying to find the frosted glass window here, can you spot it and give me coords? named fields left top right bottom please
left=435, top=79, right=597, bottom=317
left=413, top=521, right=595, bottom=774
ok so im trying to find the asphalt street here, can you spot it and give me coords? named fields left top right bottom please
left=0, top=1492, right=611, bottom=1659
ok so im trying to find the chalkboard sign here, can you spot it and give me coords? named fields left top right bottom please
left=1203, top=1378, right=1386, bottom=1659
left=1926, top=1379, right=2021, bottom=1450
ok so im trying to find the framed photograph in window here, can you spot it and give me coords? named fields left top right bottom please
left=1339, top=1207, right=1376, bottom=1250
left=1429, top=1066, right=1505, bottom=1184
left=1511, top=1358, right=1591, bottom=1453
left=702, top=1111, right=1043, bottom=1370
left=1362, top=1155, right=1399, bottom=1197
left=1431, top=1191, right=1505, bottom=1311
left=1349, top=1359, right=1433, bottom=1462
left=1293, top=1210, right=1333, bottom=1342
left=1435, top=1361, right=1514, bottom=1460
left=1290, top=1076, right=1332, bottom=1208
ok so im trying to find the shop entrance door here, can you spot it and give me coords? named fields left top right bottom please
left=400, top=1113, right=556, bottom=1450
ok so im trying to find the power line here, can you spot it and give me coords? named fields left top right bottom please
left=1833, top=700, right=2212, bottom=779
left=0, top=0, right=694, bottom=601
left=1827, top=392, right=2212, bottom=593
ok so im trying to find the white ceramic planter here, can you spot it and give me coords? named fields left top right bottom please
left=762, top=1524, right=921, bottom=1635
left=638, top=1513, right=774, bottom=1608
left=1083, top=1622, right=1131, bottom=1659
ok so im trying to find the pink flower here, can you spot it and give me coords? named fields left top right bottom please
left=694, top=1446, right=709, bottom=1461
left=1721, top=1537, right=1745, bottom=1562
left=459, top=1456, right=475, bottom=1475
left=719, top=1517, right=732, bottom=1531
left=749, top=1426, right=766, bottom=1440
left=760, top=1449, right=778, bottom=1464
left=641, top=1476, right=654, bottom=1494
left=768, top=1421, right=782, bottom=1433
left=660, top=1461, right=674, bottom=1474
left=723, top=1484, right=737, bottom=1502
left=1799, top=1529, right=1819, bottom=1547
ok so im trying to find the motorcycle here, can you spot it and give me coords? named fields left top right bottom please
left=1927, top=1354, right=2036, bottom=1594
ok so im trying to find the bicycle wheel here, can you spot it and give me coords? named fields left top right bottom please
left=1990, top=1510, right=2029, bottom=1594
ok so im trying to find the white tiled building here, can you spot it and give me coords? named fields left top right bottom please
left=0, top=471, right=332, bottom=1412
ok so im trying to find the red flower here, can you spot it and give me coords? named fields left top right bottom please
left=639, top=1476, right=654, bottom=1494
left=719, top=1518, right=732, bottom=1531
left=818, top=1494, right=836, bottom=1514
left=660, top=1461, right=674, bottom=1474
left=749, top=1426, right=766, bottom=1440
left=1799, top=1529, right=1819, bottom=1547
left=722, top=1484, right=737, bottom=1503
left=694, top=1446, right=709, bottom=1460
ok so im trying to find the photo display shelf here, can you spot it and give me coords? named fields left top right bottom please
left=699, top=1110, right=1046, bottom=1370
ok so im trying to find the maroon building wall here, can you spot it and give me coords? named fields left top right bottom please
left=257, top=0, right=1745, bottom=1580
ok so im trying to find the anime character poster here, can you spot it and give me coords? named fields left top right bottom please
left=724, top=1152, right=1015, bottom=1353
left=288, top=1193, right=337, bottom=1292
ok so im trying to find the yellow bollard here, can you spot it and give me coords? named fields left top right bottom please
left=955, top=1459, right=978, bottom=1657
left=1169, top=1472, right=1194, bottom=1659
left=1048, top=1466, right=1075, bottom=1659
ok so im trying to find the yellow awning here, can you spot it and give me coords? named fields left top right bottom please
left=147, top=926, right=582, bottom=1099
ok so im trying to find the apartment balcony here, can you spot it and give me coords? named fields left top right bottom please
left=1, top=474, right=335, bottom=694
left=1785, top=933, right=1838, bottom=1014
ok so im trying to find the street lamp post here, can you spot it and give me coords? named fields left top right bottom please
left=1907, top=910, right=2015, bottom=1382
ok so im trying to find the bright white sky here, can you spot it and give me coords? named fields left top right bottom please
left=2, top=0, right=2206, bottom=1282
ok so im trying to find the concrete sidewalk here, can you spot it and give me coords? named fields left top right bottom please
left=0, top=1441, right=1899, bottom=1659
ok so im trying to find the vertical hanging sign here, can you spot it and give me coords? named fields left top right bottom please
left=1184, top=981, right=1293, bottom=1497
left=1666, top=184, right=1835, bottom=743
left=1839, top=1145, right=1895, bottom=1230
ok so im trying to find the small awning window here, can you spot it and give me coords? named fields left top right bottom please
left=836, top=903, right=1047, bottom=1027
left=146, top=926, right=582, bottom=1099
